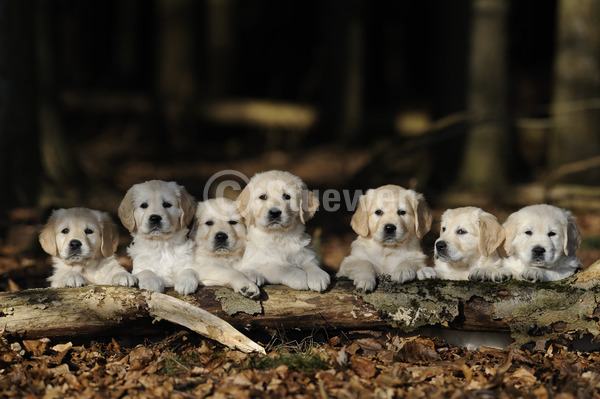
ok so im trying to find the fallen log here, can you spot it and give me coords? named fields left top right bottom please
left=2, top=261, right=600, bottom=351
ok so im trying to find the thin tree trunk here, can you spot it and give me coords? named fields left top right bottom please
left=550, top=0, right=600, bottom=185
left=457, top=0, right=509, bottom=192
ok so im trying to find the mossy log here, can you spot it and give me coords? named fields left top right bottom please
left=2, top=261, right=600, bottom=351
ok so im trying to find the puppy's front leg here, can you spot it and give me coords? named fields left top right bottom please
left=248, top=264, right=310, bottom=290
left=174, top=268, right=200, bottom=295
left=416, top=266, right=437, bottom=280
left=340, top=259, right=378, bottom=292
left=111, top=271, right=138, bottom=287
left=521, top=268, right=548, bottom=283
left=53, top=271, right=86, bottom=288
left=390, top=266, right=417, bottom=284
left=301, top=261, right=330, bottom=292
left=136, top=270, right=165, bottom=292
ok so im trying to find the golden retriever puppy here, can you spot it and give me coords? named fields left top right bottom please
left=434, top=207, right=508, bottom=281
left=502, top=204, right=582, bottom=282
left=337, top=185, right=435, bottom=291
left=118, top=180, right=196, bottom=292
left=174, top=198, right=260, bottom=297
left=39, top=207, right=136, bottom=288
left=236, top=170, right=330, bottom=292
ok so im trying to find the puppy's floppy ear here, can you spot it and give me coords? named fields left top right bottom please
left=478, top=211, right=505, bottom=257
left=39, top=209, right=60, bottom=256
left=118, top=186, right=137, bottom=232
left=177, top=185, right=197, bottom=229
left=502, top=215, right=518, bottom=256
left=407, top=190, right=432, bottom=239
left=236, top=184, right=253, bottom=225
left=350, top=191, right=370, bottom=238
left=300, top=188, right=319, bottom=224
left=97, top=211, right=119, bottom=257
left=563, top=210, right=581, bottom=256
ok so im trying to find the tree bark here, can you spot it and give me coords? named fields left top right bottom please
left=457, top=0, right=509, bottom=192
left=3, top=262, right=600, bottom=352
left=550, top=0, right=600, bottom=185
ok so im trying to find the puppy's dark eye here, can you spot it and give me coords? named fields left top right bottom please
left=375, top=210, right=383, bottom=216
left=85, top=228, right=93, bottom=235
left=397, top=210, right=406, bottom=216
left=259, top=194, right=267, bottom=200
left=140, top=203, right=148, bottom=209
left=283, top=193, right=291, bottom=200
left=163, top=202, right=172, bottom=208
left=206, top=221, right=214, bottom=226
left=228, top=220, right=238, bottom=225
left=61, top=228, right=69, bottom=234
left=525, top=231, right=532, bottom=236
left=442, top=227, right=446, bottom=232
left=457, top=229, right=467, bottom=235
left=548, top=231, right=556, bottom=237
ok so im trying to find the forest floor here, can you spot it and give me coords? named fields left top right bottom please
left=2, top=143, right=600, bottom=397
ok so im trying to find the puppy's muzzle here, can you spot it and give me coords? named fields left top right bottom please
left=531, top=246, right=546, bottom=262
left=68, top=239, right=82, bottom=255
left=149, top=214, right=162, bottom=226
left=435, top=240, right=447, bottom=257
left=268, top=208, right=282, bottom=223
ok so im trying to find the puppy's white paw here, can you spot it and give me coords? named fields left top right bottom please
left=521, top=268, right=546, bottom=283
left=174, top=269, right=199, bottom=295
left=137, top=274, right=165, bottom=293
left=111, top=272, right=137, bottom=287
left=354, top=277, right=376, bottom=292
left=283, top=269, right=310, bottom=291
left=390, top=267, right=416, bottom=284
left=307, top=269, right=330, bottom=292
left=468, top=268, right=492, bottom=282
left=491, top=268, right=513, bottom=283
left=233, top=281, right=261, bottom=299
left=242, top=270, right=266, bottom=286
left=416, top=267, right=437, bottom=280
left=58, top=272, right=86, bottom=288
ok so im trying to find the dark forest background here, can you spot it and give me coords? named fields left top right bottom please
left=1, top=0, right=600, bottom=277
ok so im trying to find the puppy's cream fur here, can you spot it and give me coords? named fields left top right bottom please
left=502, top=204, right=581, bottom=282
left=40, top=207, right=136, bottom=288
left=118, top=180, right=196, bottom=292
left=434, top=207, right=507, bottom=281
left=236, top=170, right=330, bottom=292
left=337, top=185, right=435, bottom=291
left=174, top=198, right=260, bottom=297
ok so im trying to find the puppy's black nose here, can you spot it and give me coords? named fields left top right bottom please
left=436, top=241, right=447, bottom=251
left=268, top=208, right=282, bottom=219
left=215, top=232, right=228, bottom=242
left=149, top=214, right=162, bottom=225
left=532, top=246, right=546, bottom=257
left=384, top=224, right=397, bottom=234
left=69, top=240, right=82, bottom=250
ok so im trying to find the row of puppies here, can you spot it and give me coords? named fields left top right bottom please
left=40, top=171, right=330, bottom=297
left=338, top=185, right=582, bottom=290
left=40, top=171, right=582, bottom=296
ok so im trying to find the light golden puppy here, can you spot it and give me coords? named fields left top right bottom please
left=118, top=180, right=197, bottom=292
left=174, top=198, right=260, bottom=298
left=40, top=207, right=136, bottom=288
left=337, top=185, right=435, bottom=291
left=236, top=170, right=330, bottom=292
left=434, top=207, right=508, bottom=281
left=502, top=204, right=581, bottom=282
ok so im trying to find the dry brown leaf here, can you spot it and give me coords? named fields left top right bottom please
left=355, top=338, right=383, bottom=356
left=22, top=338, right=50, bottom=356
left=350, top=355, right=377, bottom=379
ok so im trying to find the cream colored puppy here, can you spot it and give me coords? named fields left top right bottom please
left=236, top=170, right=330, bottom=292
left=502, top=204, right=581, bottom=282
left=40, top=207, right=136, bottom=288
left=434, top=207, right=508, bottom=281
left=337, top=185, right=435, bottom=291
left=118, top=180, right=196, bottom=292
left=174, top=198, right=260, bottom=298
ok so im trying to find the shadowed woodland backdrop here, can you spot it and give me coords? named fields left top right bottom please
left=1, top=0, right=600, bottom=275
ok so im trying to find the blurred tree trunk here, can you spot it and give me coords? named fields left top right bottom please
left=549, top=0, right=600, bottom=185
left=457, top=0, right=509, bottom=193
left=156, top=0, right=197, bottom=154
left=0, top=0, right=39, bottom=209
left=205, top=0, right=233, bottom=100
